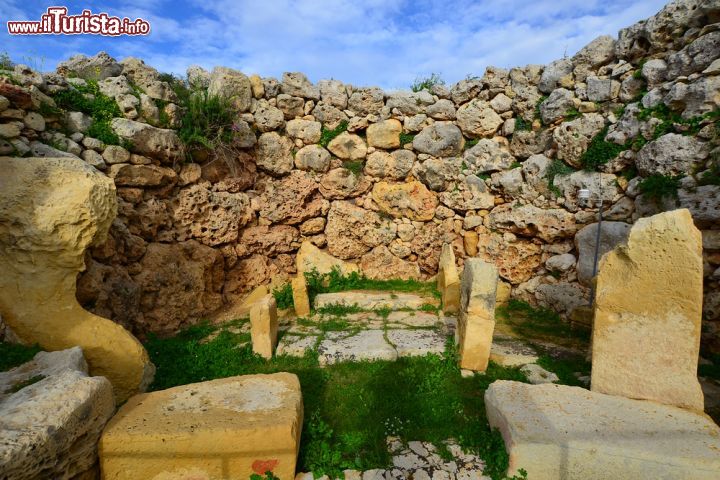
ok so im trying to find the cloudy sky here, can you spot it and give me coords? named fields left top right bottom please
left=2, top=0, right=667, bottom=89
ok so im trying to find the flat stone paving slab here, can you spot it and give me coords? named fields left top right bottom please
left=318, top=330, right=398, bottom=365
left=387, top=330, right=446, bottom=358
left=387, top=311, right=440, bottom=327
left=314, top=291, right=430, bottom=310
left=276, top=334, right=318, bottom=357
left=485, top=380, right=720, bottom=480
left=489, top=339, right=539, bottom=367
left=99, top=372, right=303, bottom=480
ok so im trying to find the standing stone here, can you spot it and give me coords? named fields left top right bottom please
left=437, top=244, right=460, bottom=314
left=0, top=157, right=154, bottom=402
left=250, top=294, right=279, bottom=359
left=291, top=276, right=311, bottom=317
left=592, top=209, right=704, bottom=411
left=457, top=259, right=498, bottom=371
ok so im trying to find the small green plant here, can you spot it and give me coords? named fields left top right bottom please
left=580, top=126, right=626, bottom=170
left=464, top=138, right=479, bottom=150
left=411, top=73, right=445, bottom=92
left=0, top=342, right=42, bottom=372
left=419, top=303, right=439, bottom=313
left=52, top=80, right=124, bottom=145
left=698, top=160, right=720, bottom=186
left=319, top=120, right=348, bottom=148
left=272, top=283, right=294, bottom=310
left=514, top=117, right=531, bottom=132
left=343, top=160, right=364, bottom=175
left=5, top=374, right=45, bottom=394
left=399, top=132, right=415, bottom=146
left=563, top=107, right=582, bottom=121
left=638, top=174, right=682, bottom=202
left=509, top=161, right=522, bottom=169
left=315, top=303, right=364, bottom=316
left=177, top=90, right=237, bottom=149
left=250, top=472, right=280, bottom=480
left=534, top=95, right=548, bottom=124
left=0, top=51, right=13, bottom=70
left=545, top=159, right=575, bottom=196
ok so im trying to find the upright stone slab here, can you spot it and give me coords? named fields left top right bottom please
left=0, top=157, right=154, bottom=402
left=591, top=209, right=704, bottom=411
left=99, top=373, right=303, bottom=480
left=437, top=243, right=460, bottom=314
left=486, top=380, right=720, bottom=480
left=291, top=276, right=311, bottom=317
left=457, top=259, right=498, bottom=371
left=250, top=294, right=279, bottom=359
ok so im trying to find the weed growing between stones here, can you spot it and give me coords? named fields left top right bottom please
left=343, top=160, right=364, bottom=175
left=411, top=73, right=445, bottom=93
left=319, top=120, right=348, bottom=147
left=315, top=303, right=364, bottom=316
left=580, top=126, right=626, bottom=171
left=272, top=283, right=294, bottom=310
left=399, top=132, right=415, bottom=146
left=536, top=354, right=590, bottom=388
left=0, top=341, right=41, bottom=371
left=637, top=174, right=683, bottom=202
left=545, top=159, right=576, bottom=197
left=145, top=322, right=528, bottom=480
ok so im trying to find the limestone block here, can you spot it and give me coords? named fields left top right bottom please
left=0, top=157, right=154, bottom=402
left=100, top=373, right=303, bottom=480
left=292, top=275, right=311, bottom=317
left=250, top=294, right=279, bottom=359
left=495, top=280, right=511, bottom=305
left=486, top=380, right=720, bottom=480
left=591, top=209, right=704, bottom=411
left=437, top=243, right=460, bottom=314
left=295, top=241, right=359, bottom=276
left=0, top=348, right=115, bottom=480
left=457, top=259, right=498, bottom=371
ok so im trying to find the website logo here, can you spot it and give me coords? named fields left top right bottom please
left=7, top=7, right=151, bottom=36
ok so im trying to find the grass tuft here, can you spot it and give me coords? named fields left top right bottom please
left=0, top=342, right=42, bottom=372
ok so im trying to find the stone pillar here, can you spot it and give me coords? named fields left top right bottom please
left=291, top=275, right=311, bottom=317
left=250, top=294, right=279, bottom=359
left=591, top=209, right=704, bottom=411
left=457, top=259, right=498, bottom=371
left=0, top=157, right=154, bottom=402
left=437, top=243, right=461, bottom=313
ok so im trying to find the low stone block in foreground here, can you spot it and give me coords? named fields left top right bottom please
left=485, top=380, right=720, bottom=480
left=100, top=373, right=303, bottom=480
left=0, top=347, right=115, bottom=480
left=592, top=209, right=704, bottom=411
left=457, top=259, right=498, bottom=371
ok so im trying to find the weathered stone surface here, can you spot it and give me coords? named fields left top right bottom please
left=635, top=133, right=708, bottom=176
left=286, top=119, right=322, bottom=145
left=552, top=169, right=620, bottom=212
left=173, top=185, right=252, bottom=246
left=109, top=164, right=177, bottom=188
left=0, top=157, right=153, bottom=402
left=281, top=72, right=320, bottom=100
left=553, top=113, right=606, bottom=168
left=318, top=79, right=348, bottom=109
left=457, top=259, right=498, bottom=372
left=412, top=157, right=463, bottom=191
left=535, top=282, right=587, bottom=315
left=111, top=118, right=182, bottom=163
left=592, top=209, right=704, bottom=411
left=100, top=373, right=303, bottom=480
left=574, top=221, right=631, bottom=286
left=348, top=87, right=384, bottom=115
left=0, top=348, right=115, bottom=480
left=254, top=102, right=286, bottom=132
left=295, top=144, right=331, bottom=172
left=325, top=201, right=396, bottom=259
left=413, top=122, right=464, bottom=157
left=258, top=171, right=322, bottom=225
left=295, top=241, right=359, bottom=276
left=314, top=292, right=428, bottom=311
left=439, top=175, right=495, bottom=211
left=57, top=51, right=122, bottom=80
left=410, top=221, right=459, bottom=275
left=208, top=66, right=252, bottom=112
left=487, top=203, right=577, bottom=242
left=387, top=330, right=446, bottom=358
left=236, top=225, right=300, bottom=258
left=489, top=340, right=538, bottom=367
left=256, top=131, right=295, bottom=176
left=318, top=330, right=397, bottom=365
left=359, top=245, right=421, bottom=280
left=364, top=150, right=414, bottom=179
left=319, top=168, right=372, bottom=199
left=463, top=138, right=515, bottom=173
left=250, top=294, right=278, bottom=359
left=456, top=100, right=503, bottom=138
left=539, top=88, right=575, bottom=124
left=372, top=181, right=438, bottom=221
left=327, top=132, right=367, bottom=160
left=586, top=76, right=620, bottom=102
left=572, top=35, right=616, bottom=81
left=539, top=58, right=574, bottom=93
left=520, top=364, right=559, bottom=384
left=437, top=243, right=460, bottom=314
left=476, top=233, right=542, bottom=285
left=291, top=276, right=311, bottom=317
left=486, top=381, right=720, bottom=480
left=367, top=119, right=402, bottom=149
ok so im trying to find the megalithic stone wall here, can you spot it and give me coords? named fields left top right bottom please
left=591, top=208, right=704, bottom=411
left=0, top=156, right=155, bottom=402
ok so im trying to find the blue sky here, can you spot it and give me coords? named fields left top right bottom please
left=2, top=0, right=668, bottom=89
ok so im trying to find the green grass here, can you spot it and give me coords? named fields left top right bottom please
left=272, top=283, right=294, bottom=310
left=496, top=299, right=590, bottom=347
left=315, top=303, right=365, bottom=316
left=319, top=121, right=348, bottom=148
left=0, top=341, right=42, bottom=372
left=580, top=126, right=626, bottom=171
left=638, top=174, right=682, bottom=202
left=304, top=268, right=441, bottom=306
left=399, top=132, right=415, bottom=146
left=563, top=107, right=582, bottom=121
left=536, top=354, right=590, bottom=388
left=343, top=160, right=365, bottom=175
left=545, top=159, right=576, bottom=197
left=146, top=325, right=528, bottom=480
left=464, top=138, right=479, bottom=150
left=514, top=117, right=531, bottom=131
left=52, top=80, right=126, bottom=146
left=177, top=90, right=237, bottom=149
left=411, top=73, right=445, bottom=93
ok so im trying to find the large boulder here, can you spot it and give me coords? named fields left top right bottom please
left=367, top=119, right=402, bottom=149
left=574, top=221, right=631, bottom=286
left=487, top=203, right=577, bottom=242
left=486, top=381, right=720, bottom=480
left=295, top=241, right=359, bottom=276
left=413, top=122, right=464, bottom=157
left=0, top=157, right=154, bottom=402
left=553, top=113, right=605, bottom=168
left=0, top=348, right=115, bottom=480
left=592, top=209, right=704, bottom=411
left=256, top=131, right=295, bottom=176
left=371, top=181, right=438, bottom=221
left=56, top=51, right=122, bottom=80
left=111, top=118, right=182, bottom=163
left=325, top=201, right=396, bottom=260
left=208, top=66, right=252, bottom=112
left=280, top=72, right=320, bottom=100
left=463, top=138, right=515, bottom=173
left=456, top=99, right=503, bottom=138
left=635, top=133, right=708, bottom=176
left=257, top=171, right=324, bottom=225
left=360, top=245, right=421, bottom=280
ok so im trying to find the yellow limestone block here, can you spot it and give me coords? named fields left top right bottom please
left=99, top=373, right=304, bottom=480
left=291, top=276, right=311, bottom=317
left=437, top=243, right=461, bottom=314
left=250, top=294, right=278, bottom=359
left=495, top=280, right=511, bottom=306
left=591, top=209, right=704, bottom=411
left=0, top=157, right=153, bottom=402
left=457, top=259, right=498, bottom=371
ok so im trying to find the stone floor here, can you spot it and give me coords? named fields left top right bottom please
left=296, top=437, right=490, bottom=480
